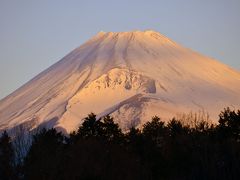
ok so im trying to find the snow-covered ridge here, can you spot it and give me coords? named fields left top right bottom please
left=82, top=68, right=156, bottom=93
left=0, top=30, right=240, bottom=133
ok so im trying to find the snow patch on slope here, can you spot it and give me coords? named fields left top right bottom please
left=56, top=68, right=156, bottom=132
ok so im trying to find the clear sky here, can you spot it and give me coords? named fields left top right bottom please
left=0, top=0, right=239, bottom=99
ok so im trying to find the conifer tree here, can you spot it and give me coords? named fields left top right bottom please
left=0, top=131, right=15, bottom=180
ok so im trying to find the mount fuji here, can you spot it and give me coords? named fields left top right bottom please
left=1, top=30, right=240, bottom=133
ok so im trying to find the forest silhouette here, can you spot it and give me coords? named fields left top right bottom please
left=0, top=107, right=240, bottom=180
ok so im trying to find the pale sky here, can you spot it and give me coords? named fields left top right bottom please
left=0, top=0, right=240, bottom=99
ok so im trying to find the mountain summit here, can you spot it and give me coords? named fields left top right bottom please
left=1, top=30, right=240, bottom=132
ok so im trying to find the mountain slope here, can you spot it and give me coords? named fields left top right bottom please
left=0, top=30, right=240, bottom=132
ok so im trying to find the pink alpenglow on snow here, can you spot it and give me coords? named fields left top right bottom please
left=0, top=30, right=240, bottom=132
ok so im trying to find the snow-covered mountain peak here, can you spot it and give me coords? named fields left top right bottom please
left=89, top=30, right=175, bottom=46
left=0, top=30, right=240, bottom=133
left=96, top=31, right=106, bottom=36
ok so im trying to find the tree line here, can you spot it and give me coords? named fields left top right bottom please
left=0, top=107, right=240, bottom=180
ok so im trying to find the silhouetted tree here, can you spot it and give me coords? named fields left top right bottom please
left=77, top=113, right=104, bottom=138
left=73, top=114, right=124, bottom=143
left=126, top=127, right=144, bottom=160
left=24, top=128, right=64, bottom=180
left=217, top=107, right=240, bottom=140
left=0, top=131, right=16, bottom=180
left=101, top=115, right=124, bottom=143
left=141, top=116, right=168, bottom=179
left=126, top=127, right=142, bottom=145
left=142, top=116, right=166, bottom=146
left=167, top=118, right=188, bottom=138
